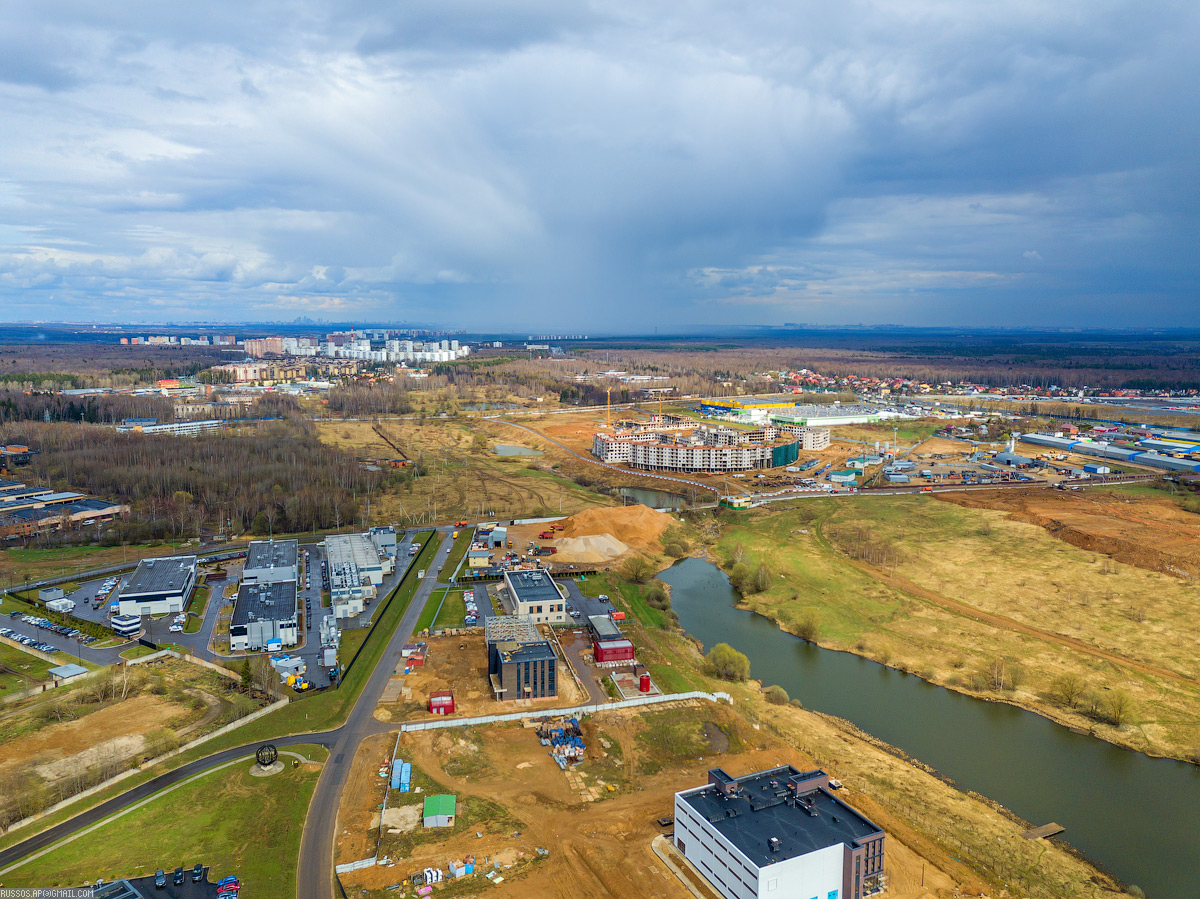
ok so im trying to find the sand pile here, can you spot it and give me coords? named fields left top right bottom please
left=554, top=534, right=630, bottom=563
left=558, top=504, right=671, bottom=553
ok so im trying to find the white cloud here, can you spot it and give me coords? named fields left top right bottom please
left=0, top=0, right=1195, bottom=327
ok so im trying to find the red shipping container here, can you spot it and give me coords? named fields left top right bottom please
left=429, top=690, right=455, bottom=714
left=593, top=639, right=635, bottom=663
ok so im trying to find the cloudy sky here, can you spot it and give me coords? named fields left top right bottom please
left=1, top=1, right=1197, bottom=330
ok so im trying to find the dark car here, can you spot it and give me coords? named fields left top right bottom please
left=154, top=870, right=166, bottom=888
left=173, top=867, right=184, bottom=885
left=192, top=862, right=204, bottom=882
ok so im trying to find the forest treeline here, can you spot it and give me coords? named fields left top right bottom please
left=0, top=418, right=386, bottom=542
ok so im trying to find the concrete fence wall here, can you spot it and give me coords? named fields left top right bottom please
left=399, top=690, right=732, bottom=732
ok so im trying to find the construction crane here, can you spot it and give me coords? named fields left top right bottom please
left=606, top=387, right=612, bottom=429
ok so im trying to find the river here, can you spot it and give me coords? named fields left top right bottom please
left=660, top=556, right=1200, bottom=899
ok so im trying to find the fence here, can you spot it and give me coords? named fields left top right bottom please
left=399, top=691, right=732, bottom=732
left=336, top=531, right=434, bottom=687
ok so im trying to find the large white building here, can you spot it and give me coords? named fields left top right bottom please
left=502, top=570, right=567, bottom=624
left=673, top=767, right=886, bottom=899
left=118, top=556, right=198, bottom=617
left=229, top=582, right=298, bottom=652
left=324, top=533, right=392, bottom=618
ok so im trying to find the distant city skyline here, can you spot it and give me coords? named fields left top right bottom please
left=1, top=2, right=1197, bottom=330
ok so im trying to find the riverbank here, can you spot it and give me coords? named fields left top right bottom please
left=578, top=566, right=1146, bottom=899
left=700, top=497, right=1200, bottom=764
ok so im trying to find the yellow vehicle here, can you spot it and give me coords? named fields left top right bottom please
left=452, top=530, right=459, bottom=539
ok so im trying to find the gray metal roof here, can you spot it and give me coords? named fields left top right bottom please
left=680, top=766, right=881, bottom=867
left=121, top=556, right=197, bottom=598
left=233, top=581, right=298, bottom=626
left=588, top=614, right=622, bottom=641
left=246, top=538, right=298, bottom=570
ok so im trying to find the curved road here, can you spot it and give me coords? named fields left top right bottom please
left=0, top=528, right=455, bottom=899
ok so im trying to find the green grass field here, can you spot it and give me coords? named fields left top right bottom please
left=183, top=585, right=211, bottom=633
left=0, top=640, right=61, bottom=693
left=436, top=528, right=474, bottom=583
left=8, top=744, right=328, bottom=893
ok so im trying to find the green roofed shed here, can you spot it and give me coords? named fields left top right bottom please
left=423, top=794, right=456, bottom=828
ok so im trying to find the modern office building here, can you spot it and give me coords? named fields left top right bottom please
left=673, top=767, right=886, bottom=899
left=483, top=615, right=558, bottom=701
left=117, top=556, right=197, bottom=616
left=369, top=525, right=398, bottom=557
left=242, top=539, right=299, bottom=585
left=325, top=533, right=390, bottom=618
left=502, top=570, right=567, bottom=624
left=229, top=582, right=299, bottom=652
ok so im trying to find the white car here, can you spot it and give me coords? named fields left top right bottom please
left=168, top=624, right=183, bottom=633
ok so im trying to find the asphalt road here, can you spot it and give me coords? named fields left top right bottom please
left=0, top=526, right=454, bottom=896
left=296, top=527, right=453, bottom=899
left=0, top=730, right=338, bottom=872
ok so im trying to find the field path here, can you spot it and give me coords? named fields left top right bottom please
left=812, top=517, right=1194, bottom=685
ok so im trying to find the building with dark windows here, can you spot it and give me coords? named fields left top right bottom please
left=673, top=767, right=886, bottom=899
left=483, top=614, right=558, bottom=701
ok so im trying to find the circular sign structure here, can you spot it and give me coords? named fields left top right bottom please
left=256, top=744, right=279, bottom=767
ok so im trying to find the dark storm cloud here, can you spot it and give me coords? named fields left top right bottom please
left=0, top=0, right=1196, bottom=327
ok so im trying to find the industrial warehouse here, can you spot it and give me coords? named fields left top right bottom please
left=229, top=581, right=299, bottom=651
left=1020, top=431, right=1200, bottom=473
left=673, top=767, right=886, bottom=899
left=242, top=538, right=299, bottom=584
left=592, top=424, right=801, bottom=472
left=0, top=477, right=128, bottom=540
left=324, top=532, right=391, bottom=618
left=116, top=556, right=197, bottom=616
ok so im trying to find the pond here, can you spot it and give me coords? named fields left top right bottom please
left=493, top=444, right=543, bottom=456
left=618, top=486, right=686, bottom=509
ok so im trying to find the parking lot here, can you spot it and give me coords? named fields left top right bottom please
left=125, top=866, right=224, bottom=898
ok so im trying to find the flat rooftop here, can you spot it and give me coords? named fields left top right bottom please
left=326, top=533, right=382, bottom=570
left=494, top=639, right=556, bottom=664
left=679, top=766, right=881, bottom=867
left=233, top=581, right=298, bottom=626
left=505, top=570, right=561, bottom=605
left=588, top=614, right=623, bottom=641
left=122, top=556, right=196, bottom=597
left=246, top=538, right=298, bottom=570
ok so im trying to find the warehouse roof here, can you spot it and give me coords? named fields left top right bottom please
left=121, top=556, right=197, bottom=598
left=232, top=582, right=298, bottom=626
left=246, top=538, right=298, bottom=571
left=679, top=766, right=881, bottom=867
left=588, top=615, right=623, bottom=641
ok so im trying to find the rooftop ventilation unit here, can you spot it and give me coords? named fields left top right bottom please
left=767, top=837, right=781, bottom=853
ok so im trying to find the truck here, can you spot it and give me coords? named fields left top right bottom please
left=538, top=531, right=554, bottom=539
left=533, top=546, right=557, bottom=556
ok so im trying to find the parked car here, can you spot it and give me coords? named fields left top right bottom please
left=173, top=867, right=184, bottom=885
left=154, top=870, right=166, bottom=889
left=192, top=862, right=205, bottom=881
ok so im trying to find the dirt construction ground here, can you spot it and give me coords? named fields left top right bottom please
left=505, top=504, right=673, bottom=565
left=372, top=632, right=585, bottom=724
left=939, top=485, right=1200, bottom=578
left=338, top=701, right=962, bottom=899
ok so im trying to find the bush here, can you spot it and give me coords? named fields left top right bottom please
left=705, top=643, right=750, bottom=681
left=789, top=697, right=804, bottom=709
left=763, top=685, right=789, bottom=705
left=645, top=583, right=672, bottom=611
left=751, top=563, right=772, bottom=593
left=729, top=563, right=750, bottom=594
left=1050, top=673, right=1085, bottom=708
left=795, top=611, right=819, bottom=643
